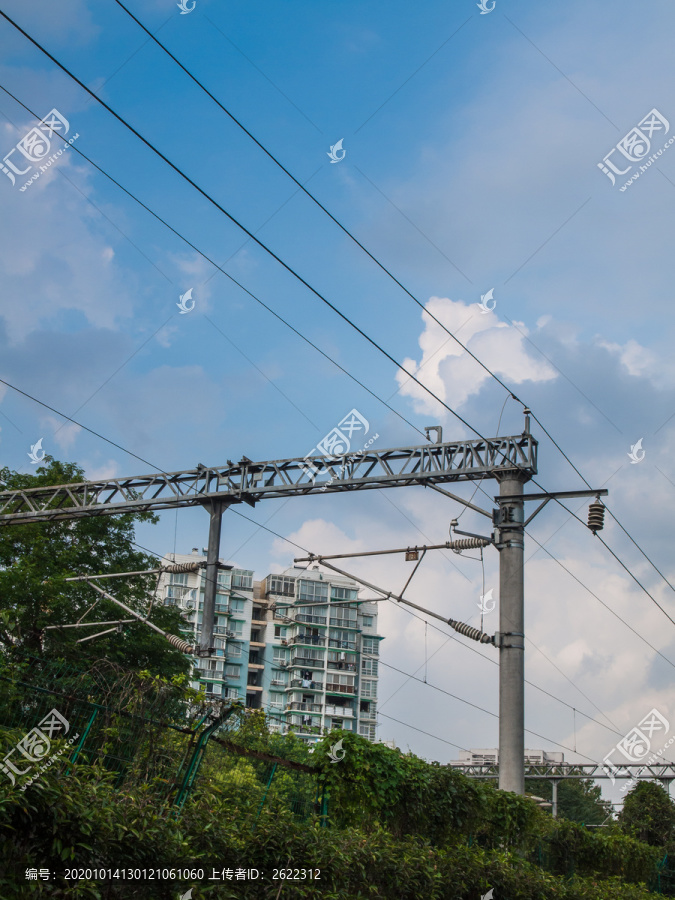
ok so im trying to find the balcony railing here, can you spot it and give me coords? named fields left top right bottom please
left=287, top=701, right=323, bottom=713
left=328, top=639, right=356, bottom=650
left=288, top=678, right=323, bottom=691
left=325, top=705, right=353, bottom=717
left=290, top=655, right=325, bottom=668
left=295, top=613, right=327, bottom=625
left=289, top=634, right=326, bottom=647
left=325, top=683, right=356, bottom=695
left=327, top=661, right=356, bottom=671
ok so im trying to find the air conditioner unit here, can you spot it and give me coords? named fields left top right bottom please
left=281, top=639, right=288, bottom=645
left=279, top=661, right=289, bottom=668
left=226, top=630, right=236, bottom=638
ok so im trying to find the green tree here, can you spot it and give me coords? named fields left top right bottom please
left=528, top=776, right=613, bottom=825
left=619, top=780, right=675, bottom=846
left=0, top=458, right=189, bottom=677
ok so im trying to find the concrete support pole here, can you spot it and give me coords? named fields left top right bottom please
left=497, top=472, right=526, bottom=795
left=551, top=779, right=559, bottom=818
left=200, top=500, right=226, bottom=655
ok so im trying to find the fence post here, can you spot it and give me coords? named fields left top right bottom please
left=65, top=708, right=97, bottom=775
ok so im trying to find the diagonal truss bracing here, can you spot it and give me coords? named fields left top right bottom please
left=0, top=434, right=537, bottom=525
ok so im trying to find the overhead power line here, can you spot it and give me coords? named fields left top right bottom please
left=108, top=1, right=675, bottom=607
left=0, top=15, right=667, bottom=762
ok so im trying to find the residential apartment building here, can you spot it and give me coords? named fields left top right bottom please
left=157, top=553, right=382, bottom=744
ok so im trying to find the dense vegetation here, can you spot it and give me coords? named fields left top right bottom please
left=1, top=459, right=674, bottom=898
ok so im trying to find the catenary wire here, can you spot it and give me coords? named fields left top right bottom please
left=108, top=1, right=675, bottom=602
left=0, top=25, right=663, bottom=747
left=0, top=83, right=426, bottom=445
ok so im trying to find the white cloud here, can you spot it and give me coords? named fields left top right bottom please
left=396, top=296, right=557, bottom=415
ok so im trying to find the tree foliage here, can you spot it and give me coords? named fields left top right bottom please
left=0, top=458, right=189, bottom=677
left=619, top=780, right=675, bottom=846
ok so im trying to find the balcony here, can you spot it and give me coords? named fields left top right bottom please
left=194, top=668, right=225, bottom=680
left=327, top=661, right=356, bottom=671
left=325, top=705, right=353, bottom=717
left=328, top=638, right=356, bottom=650
left=249, top=640, right=266, bottom=648
left=289, top=634, right=326, bottom=647
left=295, top=613, right=327, bottom=625
left=325, top=683, right=356, bottom=695
left=287, top=701, right=323, bottom=713
left=288, top=678, right=323, bottom=691
left=290, top=655, right=325, bottom=668
left=248, top=662, right=264, bottom=670
left=251, top=618, right=267, bottom=626
left=270, top=678, right=288, bottom=687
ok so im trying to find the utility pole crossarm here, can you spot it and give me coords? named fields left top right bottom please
left=0, top=434, right=537, bottom=525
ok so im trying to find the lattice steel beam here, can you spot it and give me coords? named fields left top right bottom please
left=0, top=434, right=537, bottom=525
left=452, top=763, right=675, bottom=780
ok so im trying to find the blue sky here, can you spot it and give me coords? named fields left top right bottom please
left=2, top=0, right=675, bottom=807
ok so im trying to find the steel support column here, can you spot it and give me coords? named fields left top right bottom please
left=200, top=500, right=227, bottom=655
left=497, top=473, right=527, bottom=795
left=550, top=779, right=559, bottom=818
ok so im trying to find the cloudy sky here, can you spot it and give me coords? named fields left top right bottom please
left=1, top=0, right=675, bottom=807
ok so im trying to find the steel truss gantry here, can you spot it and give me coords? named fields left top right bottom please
left=0, top=424, right=602, bottom=797
left=0, top=433, right=538, bottom=525
left=453, top=763, right=675, bottom=817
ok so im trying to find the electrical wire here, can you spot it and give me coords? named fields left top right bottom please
left=7, top=10, right=669, bottom=650
left=196, top=513, right=626, bottom=740
left=0, top=17, right=665, bottom=755
left=103, top=5, right=675, bottom=617
left=107, top=0, right=675, bottom=610
left=0, top=83, right=426, bottom=445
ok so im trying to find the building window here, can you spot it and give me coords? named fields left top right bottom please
left=362, top=637, right=378, bottom=655
left=359, top=723, right=376, bottom=740
left=298, top=580, right=329, bottom=603
left=331, top=585, right=357, bottom=602
left=232, top=570, right=253, bottom=589
left=225, top=665, right=240, bottom=677
left=230, top=598, right=245, bottom=613
left=267, top=575, right=296, bottom=597
left=330, top=607, right=357, bottom=628
left=229, top=620, right=244, bottom=637
left=274, top=625, right=286, bottom=638
left=361, top=679, right=377, bottom=699
left=362, top=658, right=378, bottom=677
left=361, top=615, right=374, bottom=627
left=227, top=643, right=242, bottom=658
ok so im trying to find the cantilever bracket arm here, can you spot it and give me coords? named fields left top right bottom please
left=426, top=483, right=492, bottom=518
left=495, top=488, right=609, bottom=527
